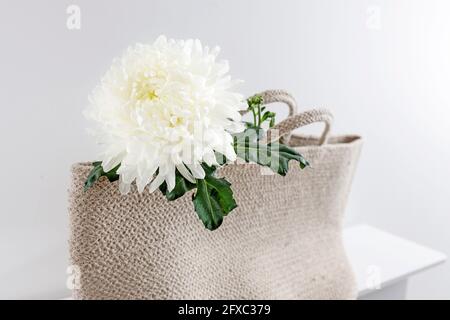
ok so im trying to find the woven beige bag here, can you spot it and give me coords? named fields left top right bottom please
left=69, top=90, right=362, bottom=300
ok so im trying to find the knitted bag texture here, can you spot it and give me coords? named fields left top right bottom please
left=68, top=90, right=362, bottom=299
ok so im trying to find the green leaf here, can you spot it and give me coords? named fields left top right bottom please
left=193, top=179, right=224, bottom=231
left=269, top=116, right=275, bottom=128
left=190, top=164, right=238, bottom=230
left=84, top=162, right=120, bottom=191
left=244, top=121, right=255, bottom=129
left=268, top=142, right=310, bottom=175
left=104, top=165, right=120, bottom=182
left=204, top=174, right=237, bottom=215
left=232, top=127, right=264, bottom=143
left=261, top=111, right=272, bottom=122
left=84, top=163, right=102, bottom=191
left=233, top=138, right=310, bottom=176
left=214, top=152, right=228, bottom=166
left=159, top=172, right=196, bottom=201
left=199, top=163, right=237, bottom=215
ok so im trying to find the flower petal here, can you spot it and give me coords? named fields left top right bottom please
left=148, top=172, right=166, bottom=193
left=165, top=163, right=176, bottom=192
left=119, top=176, right=131, bottom=195
left=176, top=163, right=195, bottom=183
left=84, top=35, right=244, bottom=196
left=187, top=163, right=205, bottom=179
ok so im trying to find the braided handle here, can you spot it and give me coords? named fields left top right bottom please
left=240, top=89, right=297, bottom=117
left=267, top=109, right=333, bottom=145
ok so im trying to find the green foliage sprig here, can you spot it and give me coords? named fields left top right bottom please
left=246, top=94, right=276, bottom=129
left=85, top=95, right=309, bottom=231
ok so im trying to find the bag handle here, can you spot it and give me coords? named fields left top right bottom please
left=240, top=89, right=297, bottom=117
left=266, top=109, right=333, bottom=145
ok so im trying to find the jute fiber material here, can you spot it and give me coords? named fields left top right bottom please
left=69, top=90, right=362, bottom=299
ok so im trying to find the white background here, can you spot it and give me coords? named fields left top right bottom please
left=0, top=0, right=449, bottom=299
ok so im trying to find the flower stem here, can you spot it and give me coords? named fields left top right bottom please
left=257, top=104, right=262, bottom=127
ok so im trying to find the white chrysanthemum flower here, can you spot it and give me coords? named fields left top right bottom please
left=85, top=35, right=245, bottom=194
